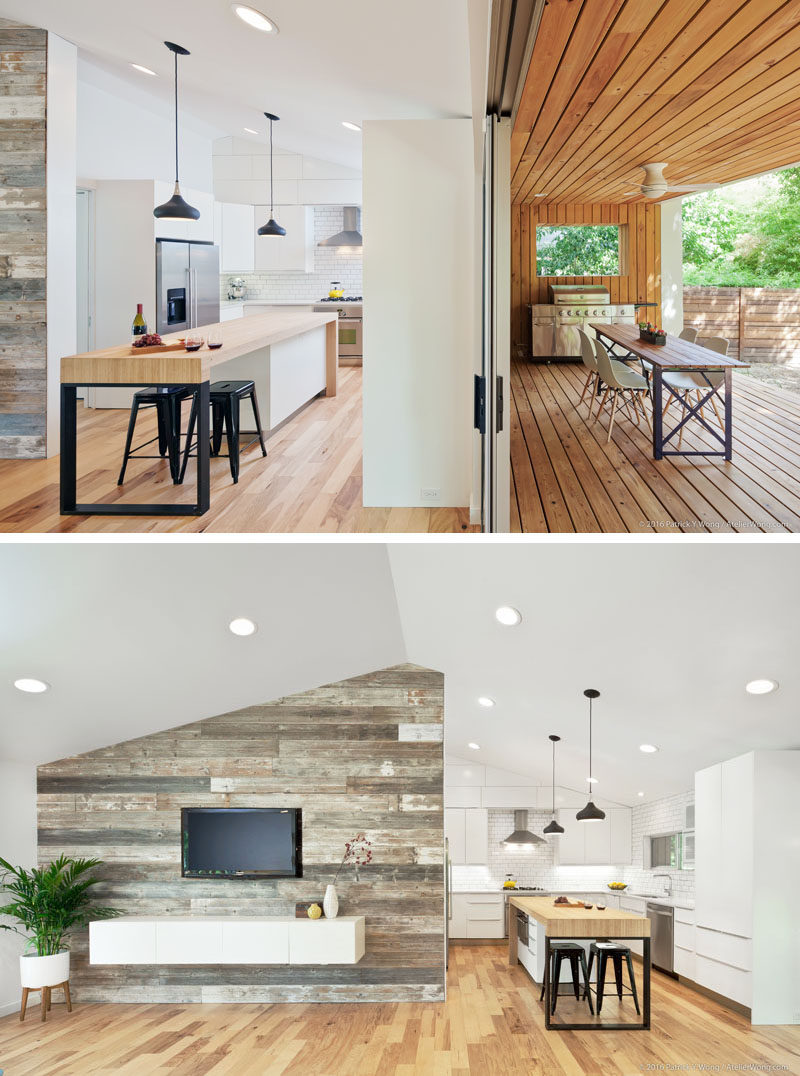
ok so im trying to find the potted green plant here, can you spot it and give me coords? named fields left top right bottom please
left=639, top=321, right=667, bottom=345
left=0, top=855, right=119, bottom=992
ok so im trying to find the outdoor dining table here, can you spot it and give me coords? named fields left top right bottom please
left=589, top=322, right=749, bottom=461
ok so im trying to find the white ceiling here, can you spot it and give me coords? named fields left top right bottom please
left=387, top=542, right=800, bottom=806
left=0, top=0, right=474, bottom=168
left=3, top=542, right=797, bottom=808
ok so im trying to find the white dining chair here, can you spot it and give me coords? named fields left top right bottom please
left=592, top=339, right=651, bottom=444
left=678, top=327, right=699, bottom=343
left=577, top=328, right=600, bottom=410
left=663, top=337, right=729, bottom=440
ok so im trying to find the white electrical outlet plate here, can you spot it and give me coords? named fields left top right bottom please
left=421, top=488, right=441, bottom=501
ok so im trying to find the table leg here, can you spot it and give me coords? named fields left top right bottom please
left=544, top=935, right=552, bottom=1030
left=642, top=937, right=651, bottom=1030
left=59, top=385, right=78, bottom=513
left=652, top=368, right=663, bottom=459
left=724, top=367, right=732, bottom=461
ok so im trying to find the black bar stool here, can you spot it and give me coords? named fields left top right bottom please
left=587, top=941, right=640, bottom=1015
left=118, top=386, right=194, bottom=485
left=540, top=942, right=594, bottom=1014
left=180, top=379, right=267, bottom=485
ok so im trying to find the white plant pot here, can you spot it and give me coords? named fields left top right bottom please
left=20, top=951, right=70, bottom=989
left=323, top=884, right=339, bottom=919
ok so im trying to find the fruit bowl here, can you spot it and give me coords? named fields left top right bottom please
left=607, top=883, right=628, bottom=891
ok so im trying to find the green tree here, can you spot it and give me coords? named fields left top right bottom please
left=536, top=225, right=619, bottom=276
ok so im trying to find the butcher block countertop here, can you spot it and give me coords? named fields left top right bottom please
left=61, top=309, right=338, bottom=388
left=508, top=895, right=650, bottom=938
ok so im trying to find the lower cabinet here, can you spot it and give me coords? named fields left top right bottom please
left=674, top=906, right=696, bottom=980
left=619, top=895, right=646, bottom=956
left=450, top=893, right=504, bottom=939
left=694, top=925, right=752, bottom=1006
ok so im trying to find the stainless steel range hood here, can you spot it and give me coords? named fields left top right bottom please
left=318, top=206, right=362, bottom=247
left=502, top=810, right=545, bottom=846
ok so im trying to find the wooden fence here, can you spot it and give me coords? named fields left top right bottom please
left=683, top=287, right=800, bottom=364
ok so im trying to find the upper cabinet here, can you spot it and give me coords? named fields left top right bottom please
left=445, top=808, right=488, bottom=866
left=254, top=205, right=315, bottom=272
left=153, top=182, right=214, bottom=243
left=556, top=807, right=631, bottom=866
left=219, top=203, right=255, bottom=272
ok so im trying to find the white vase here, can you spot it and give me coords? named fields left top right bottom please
left=323, top=884, right=339, bottom=919
left=20, top=951, right=70, bottom=989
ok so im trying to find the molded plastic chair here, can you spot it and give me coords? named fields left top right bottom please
left=678, top=326, right=699, bottom=343
left=577, top=328, right=600, bottom=409
left=593, top=339, right=651, bottom=443
left=663, top=336, right=729, bottom=436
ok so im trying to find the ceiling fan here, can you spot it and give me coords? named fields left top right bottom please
left=624, top=162, right=720, bottom=198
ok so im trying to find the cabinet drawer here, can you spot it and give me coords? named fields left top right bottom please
left=464, top=897, right=503, bottom=920
left=695, top=955, right=751, bottom=1006
left=674, top=946, right=695, bottom=980
left=674, top=922, right=694, bottom=951
left=695, top=927, right=751, bottom=971
left=466, top=920, right=504, bottom=939
left=675, top=907, right=695, bottom=926
left=620, top=897, right=646, bottom=914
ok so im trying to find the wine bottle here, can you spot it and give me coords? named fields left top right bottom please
left=132, top=303, right=147, bottom=340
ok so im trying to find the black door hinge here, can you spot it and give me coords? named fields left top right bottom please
left=474, top=374, right=487, bottom=434
left=496, top=375, right=504, bottom=433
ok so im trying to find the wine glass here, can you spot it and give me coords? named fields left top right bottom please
left=185, top=331, right=204, bottom=352
left=207, top=326, right=223, bottom=350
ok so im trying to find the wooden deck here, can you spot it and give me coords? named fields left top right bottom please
left=511, top=359, right=800, bottom=533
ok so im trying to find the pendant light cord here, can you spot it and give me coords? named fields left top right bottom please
left=269, top=116, right=274, bottom=216
left=588, top=695, right=593, bottom=794
left=551, top=738, right=556, bottom=815
left=173, top=50, right=179, bottom=185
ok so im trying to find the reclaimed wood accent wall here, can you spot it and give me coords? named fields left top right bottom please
left=511, top=203, right=661, bottom=357
left=683, top=287, right=800, bottom=365
left=0, top=19, right=47, bottom=459
left=37, top=664, right=445, bottom=1003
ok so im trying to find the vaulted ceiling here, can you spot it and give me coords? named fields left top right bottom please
left=512, top=0, right=800, bottom=205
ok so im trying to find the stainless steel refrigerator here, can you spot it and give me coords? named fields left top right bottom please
left=156, top=239, right=220, bottom=334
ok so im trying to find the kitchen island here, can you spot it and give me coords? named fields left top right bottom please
left=60, top=309, right=338, bottom=517
left=508, top=896, right=651, bottom=1031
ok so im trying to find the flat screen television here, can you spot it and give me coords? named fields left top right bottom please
left=181, top=807, right=302, bottom=879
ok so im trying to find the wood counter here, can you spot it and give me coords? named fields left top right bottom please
left=508, top=895, right=651, bottom=941
left=61, top=309, right=339, bottom=396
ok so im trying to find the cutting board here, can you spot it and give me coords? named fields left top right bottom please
left=128, top=341, right=187, bottom=356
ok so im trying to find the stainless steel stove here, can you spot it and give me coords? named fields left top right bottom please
left=313, top=300, right=363, bottom=362
left=529, top=284, right=637, bottom=361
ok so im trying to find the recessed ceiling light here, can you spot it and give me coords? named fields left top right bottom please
left=243, top=127, right=259, bottom=135
left=587, top=776, right=598, bottom=784
left=639, top=744, right=658, bottom=753
left=637, top=791, right=645, bottom=797
left=229, top=617, right=257, bottom=636
left=14, top=678, right=49, bottom=693
left=342, top=121, right=362, bottom=132
left=467, top=742, right=480, bottom=751
left=745, top=678, right=778, bottom=695
left=477, top=696, right=495, bottom=708
left=130, top=63, right=157, bottom=76
left=495, top=606, right=522, bottom=626
left=232, top=5, right=278, bottom=33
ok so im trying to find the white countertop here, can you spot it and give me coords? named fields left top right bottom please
left=452, top=886, right=694, bottom=910
left=222, top=299, right=321, bottom=307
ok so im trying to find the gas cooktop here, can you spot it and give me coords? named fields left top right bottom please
left=317, top=296, right=362, bottom=303
left=503, top=886, right=546, bottom=892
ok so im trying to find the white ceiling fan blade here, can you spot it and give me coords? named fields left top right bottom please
left=667, top=183, right=720, bottom=191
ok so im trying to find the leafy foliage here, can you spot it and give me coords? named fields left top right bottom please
left=536, top=225, right=620, bottom=276
left=683, top=168, right=800, bottom=286
left=0, top=855, right=119, bottom=956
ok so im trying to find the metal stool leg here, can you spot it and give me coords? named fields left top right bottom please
left=167, top=394, right=183, bottom=483
left=224, top=394, right=240, bottom=483
left=625, top=950, right=641, bottom=1015
left=179, top=395, right=198, bottom=485
left=570, top=953, right=580, bottom=1000
left=155, top=396, right=169, bottom=457
left=578, top=949, right=595, bottom=1015
left=551, top=951, right=562, bottom=1014
left=249, top=388, right=268, bottom=457
left=211, top=399, right=225, bottom=456
left=117, top=397, right=141, bottom=485
left=597, top=951, right=607, bottom=1013
left=614, top=952, right=624, bottom=1001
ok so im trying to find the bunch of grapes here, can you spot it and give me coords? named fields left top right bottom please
left=133, top=333, right=163, bottom=347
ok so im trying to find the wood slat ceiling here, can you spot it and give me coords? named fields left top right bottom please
left=512, top=0, right=800, bottom=205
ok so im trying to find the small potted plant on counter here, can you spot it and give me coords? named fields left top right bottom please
left=638, top=321, right=667, bottom=345
left=0, top=855, right=119, bottom=999
left=324, top=833, right=373, bottom=919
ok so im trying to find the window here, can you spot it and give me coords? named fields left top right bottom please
left=536, top=224, right=623, bottom=276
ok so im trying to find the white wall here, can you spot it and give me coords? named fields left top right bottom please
left=0, top=762, right=38, bottom=1016
left=45, top=32, right=77, bottom=457
left=362, top=119, right=475, bottom=508
left=77, top=64, right=214, bottom=191
left=660, top=196, right=684, bottom=335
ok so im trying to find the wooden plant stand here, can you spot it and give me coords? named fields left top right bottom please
left=20, top=980, right=72, bottom=1023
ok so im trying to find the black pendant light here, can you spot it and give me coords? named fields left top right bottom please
left=257, top=112, right=286, bottom=236
left=576, top=689, right=606, bottom=822
left=154, top=42, right=200, bottom=221
left=543, top=735, right=565, bottom=835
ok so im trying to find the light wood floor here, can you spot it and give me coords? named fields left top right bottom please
left=0, top=368, right=475, bottom=534
left=0, top=944, right=797, bottom=1075
left=511, top=358, right=800, bottom=532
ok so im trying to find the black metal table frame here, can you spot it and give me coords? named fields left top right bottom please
left=594, top=328, right=734, bottom=461
left=60, top=381, right=210, bottom=517
left=543, top=934, right=651, bottom=1031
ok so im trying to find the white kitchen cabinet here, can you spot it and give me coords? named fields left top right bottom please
left=220, top=202, right=255, bottom=272
left=449, top=893, right=503, bottom=939
left=449, top=894, right=467, bottom=938
left=445, top=808, right=488, bottom=865
left=220, top=304, right=244, bottom=323
left=254, top=205, right=315, bottom=272
left=620, top=895, right=646, bottom=956
left=556, top=808, right=631, bottom=866
left=696, top=755, right=753, bottom=938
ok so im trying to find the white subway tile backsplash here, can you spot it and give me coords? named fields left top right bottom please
left=626, top=789, right=695, bottom=903
left=219, top=206, right=362, bottom=302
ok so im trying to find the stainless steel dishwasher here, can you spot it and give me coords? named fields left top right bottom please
left=646, top=901, right=674, bottom=974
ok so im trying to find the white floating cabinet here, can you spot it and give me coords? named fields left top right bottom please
left=90, top=916, right=365, bottom=966
left=445, top=808, right=488, bottom=865
left=254, top=205, right=315, bottom=272
left=555, top=808, right=631, bottom=866
left=219, top=202, right=256, bottom=272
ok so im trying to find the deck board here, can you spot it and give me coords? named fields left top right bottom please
left=511, top=360, right=800, bottom=533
